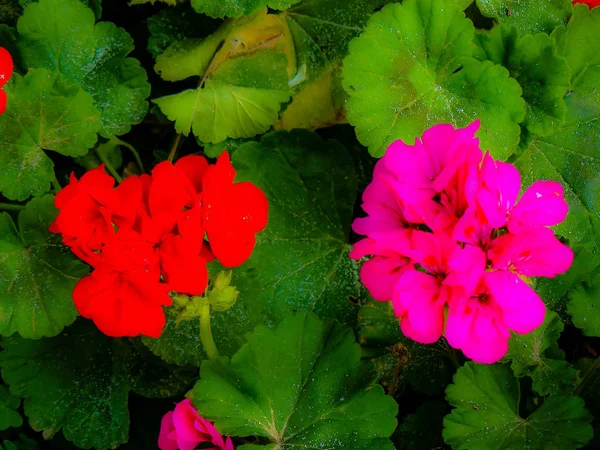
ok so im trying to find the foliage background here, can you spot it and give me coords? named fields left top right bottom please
left=0, top=0, right=599, bottom=449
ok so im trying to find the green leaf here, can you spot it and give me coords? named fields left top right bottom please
left=574, top=358, right=600, bottom=447
left=443, top=362, right=593, bottom=450
left=142, top=262, right=263, bottom=366
left=191, top=0, right=299, bottom=18
left=0, top=196, right=89, bottom=339
left=0, top=320, right=193, bottom=450
left=358, top=299, right=455, bottom=394
left=130, top=0, right=182, bottom=5
left=568, top=273, right=600, bottom=336
left=17, top=0, right=151, bottom=137
left=475, top=25, right=570, bottom=136
left=0, top=69, right=101, bottom=201
left=514, top=6, right=600, bottom=251
left=343, top=0, right=525, bottom=158
left=190, top=312, right=398, bottom=449
left=0, top=385, right=22, bottom=431
left=154, top=11, right=292, bottom=143
left=504, top=311, right=577, bottom=395
left=278, top=0, right=391, bottom=88
left=147, top=4, right=220, bottom=59
left=475, top=0, right=571, bottom=35
left=0, top=437, right=38, bottom=450
left=394, top=401, right=448, bottom=450
left=232, top=130, right=362, bottom=327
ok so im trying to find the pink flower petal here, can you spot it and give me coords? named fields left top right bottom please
left=172, top=399, right=204, bottom=442
left=394, top=271, right=445, bottom=344
left=460, top=323, right=509, bottom=364
left=484, top=271, right=546, bottom=334
left=511, top=180, right=568, bottom=229
left=158, top=412, right=178, bottom=450
left=224, top=437, right=235, bottom=450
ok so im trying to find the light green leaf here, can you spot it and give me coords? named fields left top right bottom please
left=443, top=362, right=593, bottom=449
left=505, top=311, right=577, bottom=395
left=0, top=69, right=101, bottom=201
left=142, top=262, right=263, bottom=366
left=154, top=11, right=292, bottom=143
left=0, top=385, right=22, bottom=431
left=514, top=6, right=600, bottom=253
left=568, top=273, right=600, bottom=336
left=343, top=0, right=525, bottom=158
left=190, top=312, right=398, bottom=449
left=231, top=130, right=363, bottom=327
left=17, top=0, right=150, bottom=137
left=0, top=196, right=89, bottom=339
left=475, top=25, right=570, bottom=136
left=359, top=299, right=455, bottom=394
left=394, top=401, right=449, bottom=450
left=476, top=0, right=571, bottom=35
left=191, top=0, right=299, bottom=18
left=0, top=320, right=193, bottom=450
left=155, top=80, right=290, bottom=144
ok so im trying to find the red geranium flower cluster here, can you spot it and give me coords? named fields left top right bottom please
left=50, top=153, right=268, bottom=338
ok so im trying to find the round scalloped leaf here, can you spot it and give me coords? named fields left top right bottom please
left=476, top=0, right=572, bottom=35
left=16, top=0, right=150, bottom=137
left=155, top=80, right=290, bottom=143
left=191, top=0, right=299, bottom=18
left=0, top=386, right=22, bottom=431
left=443, top=362, right=593, bottom=449
left=504, top=311, right=577, bottom=395
left=231, top=130, right=363, bottom=327
left=568, top=273, right=600, bottom=336
left=475, top=25, right=570, bottom=136
left=142, top=262, right=263, bottom=366
left=190, top=312, right=398, bottom=449
left=0, top=69, right=101, bottom=201
left=514, top=5, right=600, bottom=250
left=0, top=196, right=89, bottom=339
left=153, top=11, right=292, bottom=143
left=0, top=320, right=193, bottom=450
left=343, top=0, right=525, bottom=158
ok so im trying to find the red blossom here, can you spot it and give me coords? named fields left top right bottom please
left=50, top=152, right=268, bottom=338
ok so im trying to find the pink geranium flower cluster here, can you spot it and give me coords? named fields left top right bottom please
left=351, top=121, right=573, bottom=364
left=159, top=399, right=234, bottom=450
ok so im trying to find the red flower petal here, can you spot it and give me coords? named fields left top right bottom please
left=0, top=90, right=6, bottom=115
left=0, top=47, right=13, bottom=90
left=175, top=155, right=209, bottom=194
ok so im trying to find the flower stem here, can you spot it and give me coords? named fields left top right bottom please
left=200, top=302, right=219, bottom=360
left=0, top=202, right=24, bottom=211
left=167, top=133, right=182, bottom=163
left=112, top=137, right=146, bottom=174
left=95, top=147, right=123, bottom=183
left=52, top=174, right=61, bottom=193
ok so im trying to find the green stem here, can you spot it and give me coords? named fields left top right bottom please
left=52, top=174, right=61, bottom=193
left=112, top=137, right=146, bottom=174
left=95, top=147, right=123, bottom=183
left=0, top=202, right=24, bottom=211
left=200, top=302, right=219, bottom=360
left=167, top=133, right=182, bottom=163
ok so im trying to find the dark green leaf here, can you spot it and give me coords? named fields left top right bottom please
left=0, top=385, right=21, bottom=430
left=0, top=196, right=89, bottom=338
left=394, top=401, right=449, bottom=450
left=505, top=311, right=577, bottom=395
left=232, top=130, right=362, bottom=327
left=191, top=312, right=398, bottom=449
left=443, top=362, right=593, bottom=449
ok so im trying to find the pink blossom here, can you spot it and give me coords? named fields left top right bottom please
left=158, top=399, right=234, bottom=450
left=351, top=121, right=573, bottom=364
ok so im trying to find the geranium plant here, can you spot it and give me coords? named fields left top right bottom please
left=0, top=0, right=598, bottom=449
